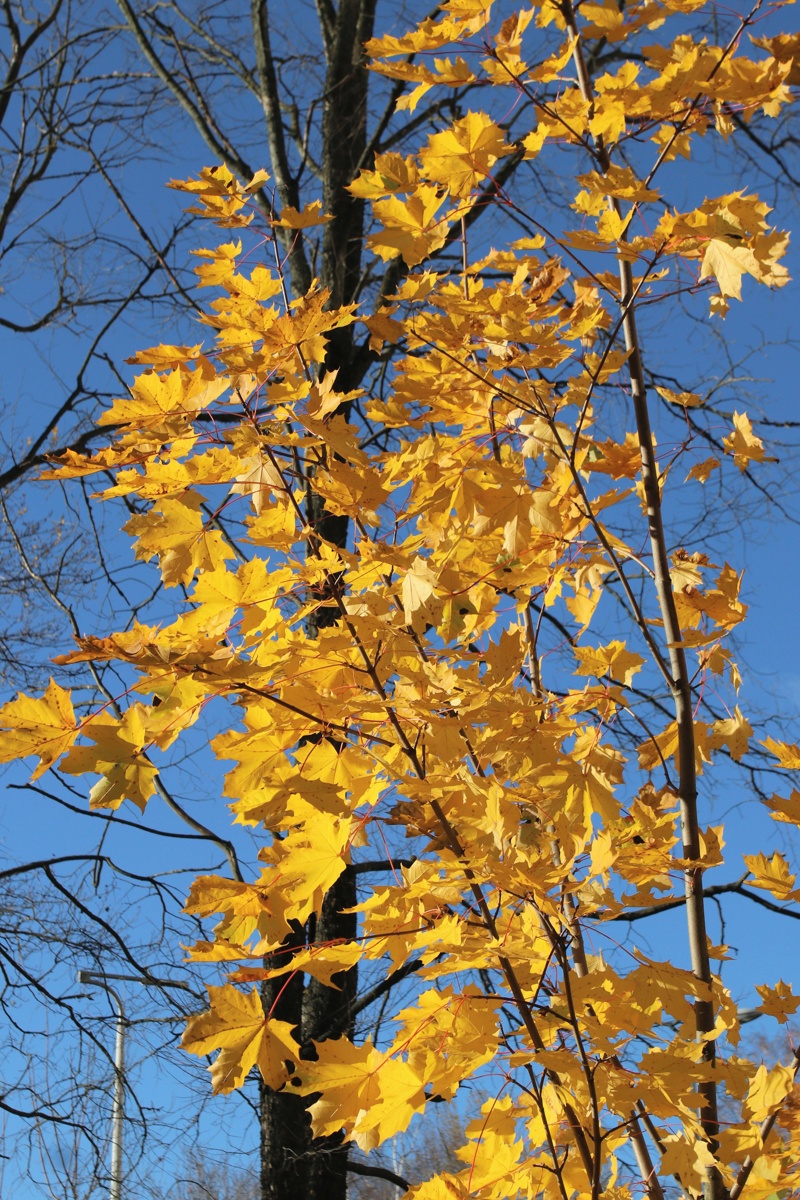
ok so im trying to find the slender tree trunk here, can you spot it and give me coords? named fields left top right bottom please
left=258, top=4, right=376, bottom=1196
left=259, top=928, right=310, bottom=1199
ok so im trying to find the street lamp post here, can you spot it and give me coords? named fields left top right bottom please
left=77, top=969, right=192, bottom=1200
left=78, top=973, right=126, bottom=1200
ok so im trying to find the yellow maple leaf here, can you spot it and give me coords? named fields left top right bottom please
left=751, top=32, right=800, bottom=86
left=168, top=165, right=267, bottom=227
left=700, top=233, right=790, bottom=302
left=709, top=706, right=752, bottom=761
left=125, top=343, right=204, bottom=369
left=59, top=705, right=157, bottom=811
left=581, top=0, right=624, bottom=35
left=101, top=364, right=229, bottom=429
left=348, top=152, right=421, bottom=200
left=744, top=1062, right=796, bottom=1121
left=755, top=980, right=800, bottom=1024
left=655, top=385, right=703, bottom=407
left=765, top=790, right=800, bottom=826
left=405, top=1176, right=470, bottom=1199
left=585, top=433, right=642, bottom=480
left=182, top=984, right=299, bottom=1094
left=700, top=237, right=751, bottom=300
left=294, top=1037, right=380, bottom=1136
left=305, top=370, right=361, bottom=420
left=686, top=457, right=720, bottom=483
left=262, top=287, right=356, bottom=366
left=638, top=719, right=713, bottom=776
left=296, top=1036, right=425, bottom=1149
left=722, top=411, right=775, bottom=472
left=229, top=455, right=287, bottom=515
left=743, top=851, right=799, bottom=902
left=124, top=492, right=236, bottom=586
left=273, top=812, right=352, bottom=918
left=574, top=640, right=644, bottom=686
left=420, top=112, right=511, bottom=198
left=368, top=187, right=450, bottom=266
left=394, top=987, right=500, bottom=1101
left=761, top=737, right=800, bottom=769
left=0, top=679, right=77, bottom=779
left=258, top=941, right=363, bottom=989
left=658, top=1133, right=719, bottom=1194
left=402, top=556, right=438, bottom=625
left=273, top=200, right=332, bottom=228
left=184, top=873, right=287, bottom=947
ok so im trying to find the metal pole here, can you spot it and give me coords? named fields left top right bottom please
left=107, top=984, right=125, bottom=1200
left=78, top=971, right=126, bottom=1200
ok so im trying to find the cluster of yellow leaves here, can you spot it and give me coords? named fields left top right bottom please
left=2, top=0, right=798, bottom=1195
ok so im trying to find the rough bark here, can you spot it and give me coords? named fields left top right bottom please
left=256, top=5, right=375, bottom=1197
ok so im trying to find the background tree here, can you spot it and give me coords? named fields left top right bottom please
left=0, top=854, right=212, bottom=1199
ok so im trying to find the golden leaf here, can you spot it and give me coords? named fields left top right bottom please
left=182, top=984, right=299, bottom=1094
left=0, top=679, right=77, bottom=779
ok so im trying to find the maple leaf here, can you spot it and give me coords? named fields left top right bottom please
left=273, top=200, right=332, bottom=228
left=59, top=706, right=157, bottom=811
left=765, top=791, right=800, bottom=826
left=744, top=851, right=799, bottom=902
left=744, top=1063, right=796, bottom=1121
left=184, top=874, right=288, bottom=946
left=722, top=411, right=776, bottom=472
left=264, top=287, right=356, bottom=365
left=182, top=984, right=299, bottom=1094
left=581, top=0, right=624, bottom=36
left=394, top=987, right=500, bottom=1100
left=229, top=455, right=287, bottom=515
left=295, top=1037, right=425, bottom=1150
left=700, top=234, right=790, bottom=301
left=658, top=1134, right=720, bottom=1194
left=125, top=343, right=204, bottom=369
left=762, top=737, right=800, bottom=769
left=574, top=640, right=644, bottom=686
left=124, top=492, right=236, bottom=586
left=405, top=1176, right=470, bottom=1199
left=751, top=32, right=800, bottom=86
left=368, top=187, right=450, bottom=265
left=585, top=433, right=642, bottom=479
left=686, top=457, right=720, bottom=483
left=305, top=370, right=362, bottom=420
left=420, top=112, right=512, bottom=198
left=402, top=556, right=438, bottom=625
left=0, top=679, right=77, bottom=778
left=101, top=364, right=229, bottom=431
left=709, top=707, right=752, bottom=761
left=700, top=238, right=751, bottom=300
left=168, top=165, right=267, bottom=227
left=254, top=941, right=363, bottom=989
left=272, top=812, right=352, bottom=919
left=655, top=385, right=703, bottom=408
left=755, top=980, right=800, bottom=1024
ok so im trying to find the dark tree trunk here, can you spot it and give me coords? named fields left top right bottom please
left=257, top=4, right=375, bottom=1195
left=259, top=926, right=311, bottom=1199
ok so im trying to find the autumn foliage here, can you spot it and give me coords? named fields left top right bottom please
left=3, top=0, right=800, bottom=1197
